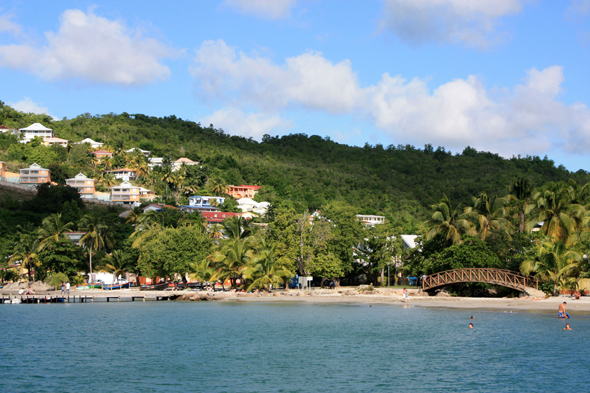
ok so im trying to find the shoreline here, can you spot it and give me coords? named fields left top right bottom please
left=3, top=287, right=590, bottom=313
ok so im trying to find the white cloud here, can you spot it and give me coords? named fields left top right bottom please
left=201, top=108, right=293, bottom=140
left=0, top=9, right=174, bottom=85
left=9, top=97, right=58, bottom=120
left=222, top=0, right=297, bottom=19
left=0, top=13, right=22, bottom=35
left=378, top=0, right=523, bottom=49
left=190, top=40, right=590, bottom=156
left=190, top=39, right=363, bottom=113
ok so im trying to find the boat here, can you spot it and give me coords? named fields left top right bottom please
left=103, top=282, right=133, bottom=290
left=139, top=282, right=169, bottom=291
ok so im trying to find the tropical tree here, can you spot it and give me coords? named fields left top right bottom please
left=9, top=235, right=41, bottom=281
left=223, top=216, right=253, bottom=240
left=463, top=192, right=513, bottom=240
left=507, top=177, right=533, bottom=233
left=79, top=214, right=114, bottom=280
left=243, top=239, right=293, bottom=291
left=211, top=238, right=253, bottom=288
left=96, top=250, right=133, bottom=284
left=209, top=177, right=229, bottom=196
left=526, top=182, right=581, bottom=243
left=521, top=240, right=583, bottom=295
left=424, top=196, right=473, bottom=245
left=37, top=213, right=75, bottom=251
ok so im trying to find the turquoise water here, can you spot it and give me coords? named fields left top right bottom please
left=1, top=301, right=589, bottom=392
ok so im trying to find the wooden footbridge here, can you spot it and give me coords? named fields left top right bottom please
left=422, top=268, right=538, bottom=293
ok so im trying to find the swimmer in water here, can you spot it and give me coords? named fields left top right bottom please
left=469, top=323, right=473, bottom=329
left=470, top=316, right=474, bottom=319
left=564, top=323, right=571, bottom=330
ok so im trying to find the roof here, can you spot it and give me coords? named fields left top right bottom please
left=19, top=123, right=52, bottom=131
left=91, top=150, right=112, bottom=155
left=230, top=184, right=262, bottom=190
left=111, top=181, right=139, bottom=189
left=106, top=168, right=137, bottom=173
left=44, top=137, right=68, bottom=143
left=175, top=157, right=197, bottom=163
left=75, top=138, right=103, bottom=145
left=200, top=211, right=243, bottom=223
left=0, top=125, right=16, bottom=130
left=400, top=235, right=419, bottom=249
left=126, top=148, right=150, bottom=154
left=23, top=163, right=49, bottom=170
left=66, top=173, right=94, bottom=181
left=237, top=197, right=257, bottom=205
left=143, top=203, right=177, bottom=211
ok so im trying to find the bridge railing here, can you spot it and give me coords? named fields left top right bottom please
left=422, top=268, right=538, bottom=292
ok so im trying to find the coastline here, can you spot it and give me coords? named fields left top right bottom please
left=4, top=286, right=590, bottom=313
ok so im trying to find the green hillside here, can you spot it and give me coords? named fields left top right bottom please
left=1, top=101, right=588, bottom=232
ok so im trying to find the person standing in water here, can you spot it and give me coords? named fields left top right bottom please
left=564, top=323, right=571, bottom=330
left=469, top=323, right=473, bottom=329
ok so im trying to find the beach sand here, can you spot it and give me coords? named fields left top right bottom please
left=4, top=286, right=590, bottom=313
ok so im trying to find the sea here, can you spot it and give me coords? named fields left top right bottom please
left=1, top=301, right=589, bottom=393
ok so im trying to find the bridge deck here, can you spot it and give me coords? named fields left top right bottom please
left=422, top=268, right=538, bottom=292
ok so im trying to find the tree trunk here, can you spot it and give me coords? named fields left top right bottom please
left=519, top=209, right=525, bottom=233
left=381, top=267, right=385, bottom=286
left=89, top=245, right=93, bottom=283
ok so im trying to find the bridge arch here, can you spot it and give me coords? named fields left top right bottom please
left=422, top=268, right=538, bottom=293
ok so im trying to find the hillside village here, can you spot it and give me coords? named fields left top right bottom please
left=0, top=122, right=283, bottom=226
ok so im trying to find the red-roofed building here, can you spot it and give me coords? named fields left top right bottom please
left=228, top=185, right=262, bottom=199
left=200, top=211, right=246, bottom=224
left=91, top=150, right=114, bottom=161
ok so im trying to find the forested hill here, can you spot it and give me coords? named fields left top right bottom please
left=2, top=104, right=589, bottom=231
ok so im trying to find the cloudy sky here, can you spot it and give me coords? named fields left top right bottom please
left=1, top=0, right=590, bottom=171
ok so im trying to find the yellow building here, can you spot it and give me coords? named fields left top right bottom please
left=66, top=173, right=96, bottom=199
left=19, top=163, right=51, bottom=184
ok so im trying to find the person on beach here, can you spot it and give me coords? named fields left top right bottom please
left=402, top=288, right=408, bottom=302
left=558, top=302, right=570, bottom=318
left=60, top=282, right=65, bottom=296
left=66, top=282, right=70, bottom=295
left=564, top=323, right=571, bottom=330
left=469, top=323, right=473, bottom=329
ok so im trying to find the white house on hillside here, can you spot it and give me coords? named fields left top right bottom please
left=356, top=215, right=385, bottom=226
left=172, top=157, right=199, bottom=171
left=126, top=148, right=150, bottom=157
left=75, top=138, right=104, bottom=149
left=236, top=198, right=270, bottom=215
left=19, top=123, right=54, bottom=143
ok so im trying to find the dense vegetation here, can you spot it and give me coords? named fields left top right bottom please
left=2, top=101, right=590, bottom=295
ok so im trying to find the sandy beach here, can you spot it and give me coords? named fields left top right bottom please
left=4, top=285, right=590, bottom=313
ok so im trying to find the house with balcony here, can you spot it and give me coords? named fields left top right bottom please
left=19, top=163, right=51, bottom=184
left=148, top=157, right=164, bottom=169
left=105, top=168, right=137, bottom=181
left=19, top=123, right=54, bottom=143
left=91, top=150, right=114, bottom=161
left=74, top=138, right=104, bottom=149
left=236, top=198, right=270, bottom=215
left=180, top=196, right=225, bottom=213
left=111, top=181, right=141, bottom=205
left=172, top=157, right=199, bottom=172
left=65, top=173, right=96, bottom=199
left=139, top=187, right=156, bottom=201
left=356, top=215, right=386, bottom=226
left=43, top=137, right=69, bottom=147
left=228, top=185, right=262, bottom=199
left=125, top=147, right=150, bottom=157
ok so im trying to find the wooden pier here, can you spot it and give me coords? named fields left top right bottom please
left=0, top=293, right=179, bottom=304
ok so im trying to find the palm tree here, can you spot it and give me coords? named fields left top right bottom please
left=223, top=216, right=253, bottom=240
left=209, top=177, right=229, bottom=196
left=208, top=224, right=224, bottom=239
left=96, top=250, right=132, bottom=285
left=521, top=240, right=582, bottom=295
left=212, top=238, right=253, bottom=288
left=189, top=259, right=217, bottom=286
left=243, top=239, right=293, bottom=291
left=130, top=211, right=161, bottom=248
left=463, top=192, right=513, bottom=240
left=37, top=213, right=75, bottom=251
left=424, top=196, right=473, bottom=245
left=79, top=214, right=114, bottom=281
left=9, top=235, right=41, bottom=281
left=526, top=182, right=580, bottom=243
left=507, top=177, right=533, bottom=233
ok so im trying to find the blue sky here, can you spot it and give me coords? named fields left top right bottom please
left=1, top=0, right=590, bottom=171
